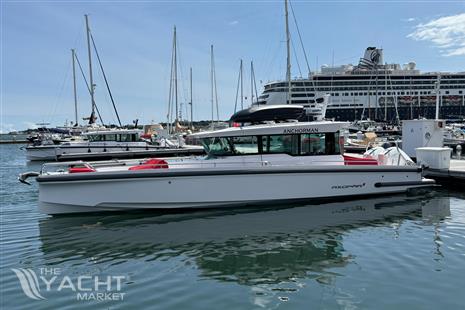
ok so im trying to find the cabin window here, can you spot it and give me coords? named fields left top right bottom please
left=262, top=135, right=299, bottom=155
left=231, top=136, right=259, bottom=154
left=300, top=133, right=340, bottom=156
left=202, top=137, right=234, bottom=156
left=301, top=133, right=325, bottom=155
left=87, top=135, right=103, bottom=142
left=119, top=134, right=131, bottom=142
left=105, top=134, right=117, bottom=141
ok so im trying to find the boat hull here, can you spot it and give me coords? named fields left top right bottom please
left=37, top=166, right=434, bottom=214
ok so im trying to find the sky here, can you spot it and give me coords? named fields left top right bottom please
left=2, top=0, right=465, bottom=132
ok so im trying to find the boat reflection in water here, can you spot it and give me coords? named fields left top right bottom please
left=37, top=194, right=450, bottom=304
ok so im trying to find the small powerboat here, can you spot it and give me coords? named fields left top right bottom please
left=25, top=129, right=202, bottom=161
left=19, top=118, right=435, bottom=215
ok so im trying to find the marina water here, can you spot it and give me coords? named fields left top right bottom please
left=1, top=143, right=464, bottom=309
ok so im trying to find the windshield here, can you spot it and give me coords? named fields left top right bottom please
left=201, top=132, right=341, bottom=157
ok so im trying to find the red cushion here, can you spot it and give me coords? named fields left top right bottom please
left=69, top=166, right=96, bottom=173
left=128, top=159, right=168, bottom=170
left=343, top=155, right=378, bottom=166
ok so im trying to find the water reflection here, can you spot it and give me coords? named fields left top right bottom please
left=38, top=194, right=451, bottom=287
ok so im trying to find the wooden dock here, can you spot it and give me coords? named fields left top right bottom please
left=424, top=159, right=465, bottom=183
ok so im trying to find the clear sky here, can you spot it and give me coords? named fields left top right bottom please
left=2, top=0, right=465, bottom=132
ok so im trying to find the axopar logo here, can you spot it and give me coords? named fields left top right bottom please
left=11, top=267, right=127, bottom=301
left=331, top=182, right=366, bottom=189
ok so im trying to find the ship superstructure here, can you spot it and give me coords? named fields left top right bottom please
left=256, top=47, right=465, bottom=122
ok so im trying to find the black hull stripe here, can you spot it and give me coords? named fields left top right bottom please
left=37, top=166, right=422, bottom=183
left=374, top=180, right=435, bottom=187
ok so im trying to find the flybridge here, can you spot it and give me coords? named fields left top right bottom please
left=191, top=121, right=349, bottom=138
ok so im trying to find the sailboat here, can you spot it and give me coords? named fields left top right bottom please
left=250, top=0, right=328, bottom=121
left=26, top=18, right=203, bottom=161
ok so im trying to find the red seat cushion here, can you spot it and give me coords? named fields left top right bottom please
left=128, top=159, right=168, bottom=170
left=69, top=166, right=96, bottom=173
left=343, top=155, right=378, bottom=166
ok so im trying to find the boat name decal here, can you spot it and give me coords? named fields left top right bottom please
left=283, top=128, right=319, bottom=134
left=331, top=182, right=366, bottom=189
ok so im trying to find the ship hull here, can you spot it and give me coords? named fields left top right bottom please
left=325, top=105, right=465, bottom=122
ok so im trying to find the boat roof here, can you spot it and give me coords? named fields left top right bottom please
left=83, top=129, right=142, bottom=136
left=230, top=105, right=305, bottom=123
left=191, top=121, right=349, bottom=138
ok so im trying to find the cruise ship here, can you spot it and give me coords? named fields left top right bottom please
left=256, top=47, right=465, bottom=122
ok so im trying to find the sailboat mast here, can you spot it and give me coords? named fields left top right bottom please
left=251, top=60, right=258, bottom=104
left=174, top=26, right=179, bottom=126
left=250, top=61, right=254, bottom=105
left=190, top=67, right=193, bottom=130
left=85, top=14, right=95, bottom=121
left=285, top=0, right=292, bottom=104
left=210, top=45, right=214, bottom=127
left=71, top=49, right=78, bottom=125
left=240, top=59, right=243, bottom=110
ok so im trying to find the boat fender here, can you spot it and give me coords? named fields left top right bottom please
left=18, top=171, right=40, bottom=185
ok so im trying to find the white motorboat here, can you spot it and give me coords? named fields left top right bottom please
left=20, top=119, right=435, bottom=215
left=443, top=124, right=465, bottom=147
left=25, top=129, right=200, bottom=161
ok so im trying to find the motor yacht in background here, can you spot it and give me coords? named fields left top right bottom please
left=25, top=128, right=203, bottom=161
left=19, top=105, right=434, bottom=215
left=26, top=129, right=146, bottom=161
left=443, top=123, right=465, bottom=147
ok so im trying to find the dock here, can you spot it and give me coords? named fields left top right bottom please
left=0, top=133, right=29, bottom=144
left=424, top=159, right=465, bottom=184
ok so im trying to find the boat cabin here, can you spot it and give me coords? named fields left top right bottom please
left=192, top=121, right=348, bottom=157
left=83, top=130, right=142, bottom=143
